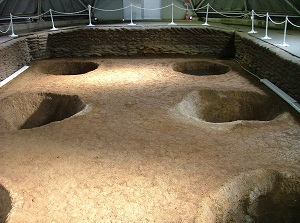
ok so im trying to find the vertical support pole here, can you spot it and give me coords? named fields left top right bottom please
left=261, top=12, right=272, bottom=39
left=277, top=16, right=290, bottom=47
left=9, top=14, right=18, bottom=38
left=50, top=9, right=58, bottom=31
left=168, top=3, right=177, bottom=25
left=243, top=0, right=248, bottom=15
left=202, top=3, right=210, bottom=26
left=248, top=10, right=257, bottom=33
left=128, top=3, right=136, bottom=26
left=37, top=0, right=42, bottom=21
left=87, top=5, right=95, bottom=27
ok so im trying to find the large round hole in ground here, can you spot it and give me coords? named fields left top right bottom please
left=0, top=185, right=12, bottom=223
left=39, top=61, right=98, bottom=75
left=0, top=93, right=86, bottom=131
left=172, top=61, right=231, bottom=76
left=196, top=170, right=300, bottom=223
left=176, top=90, right=285, bottom=123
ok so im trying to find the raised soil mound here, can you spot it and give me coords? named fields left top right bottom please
left=0, top=184, right=11, bottom=223
left=172, top=60, right=231, bottom=76
left=196, top=169, right=300, bottom=223
left=0, top=92, right=86, bottom=131
left=176, top=90, right=285, bottom=123
left=38, top=61, right=98, bottom=75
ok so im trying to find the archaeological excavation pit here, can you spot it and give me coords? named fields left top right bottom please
left=0, top=92, right=86, bottom=131
left=38, top=61, right=98, bottom=75
left=176, top=90, right=286, bottom=123
left=0, top=184, right=12, bottom=223
left=172, top=60, right=231, bottom=76
left=196, top=170, right=300, bottom=223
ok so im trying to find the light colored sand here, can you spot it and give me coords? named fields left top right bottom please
left=0, top=57, right=299, bottom=222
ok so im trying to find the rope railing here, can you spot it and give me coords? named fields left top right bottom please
left=209, top=5, right=246, bottom=18
left=91, top=5, right=130, bottom=12
left=51, top=8, right=88, bottom=15
left=248, top=10, right=300, bottom=47
left=1, top=2, right=300, bottom=48
left=0, top=20, right=11, bottom=34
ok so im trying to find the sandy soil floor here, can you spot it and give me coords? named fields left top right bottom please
left=0, top=57, right=299, bottom=223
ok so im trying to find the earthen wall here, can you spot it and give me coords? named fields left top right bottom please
left=0, top=26, right=299, bottom=102
left=235, top=32, right=300, bottom=101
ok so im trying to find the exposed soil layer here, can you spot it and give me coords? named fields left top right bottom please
left=176, top=90, right=285, bottom=123
left=38, top=61, right=98, bottom=75
left=0, top=58, right=299, bottom=223
left=196, top=169, right=300, bottom=223
left=0, top=185, right=11, bottom=223
left=172, top=61, right=231, bottom=76
left=0, top=93, right=86, bottom=131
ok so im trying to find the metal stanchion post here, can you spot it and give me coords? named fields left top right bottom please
left=277, top=16, right=290, bottom=47
left=9, top=14, right=18, bottom=38
left=248, top=10, right=257, bottom=34
left=128, top=4, right=136, bottom=26
left=50, top=9, right=58, bottom=31
left=168, top=3, right=177, bottom=25
left=87, top=5, right=95, bottom=27
left=261, top=13, right=272, bottom=39
left=202, top=3, right=210, bottom=26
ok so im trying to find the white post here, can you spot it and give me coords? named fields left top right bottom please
left=168, top=3, right=177, bottom=25
left=128, top=4, right=136, bottom=26
left=202, top=3, right=210, bottom=26
left=50, top=9, right=58, bottom=31
left=9, top=13, right=18, bottom=38
left=261, top=12, right=272, bottom=39
left=87, top=5, right=95, bottom=27
left=248, top=10, right=257, bottom=33
left=277, top=16, right=290, bottom=47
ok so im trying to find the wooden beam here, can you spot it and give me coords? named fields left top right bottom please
left=37, top=0, right=42, bottom=20
left=195, top=0, right=206, bottom=9
left=244, top=0, right=248, bottom=14
left=77, top=0, right=88, bottom=8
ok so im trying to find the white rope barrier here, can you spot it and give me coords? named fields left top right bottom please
left=51, top=8, right=87, bottom=15
left=287, top=18, right=300, bottom=28
left=173, top=4, right=190, bottom=11
left=0, top=20, right=12, bottom=34
left=268, top=15, right=285, bottom=25
left=91, top=5, right=130, bottom=12
left=253, top=11, right=267, bottom=18
left=133, top=4, right=171, bottom=11
left=209, top=5, right=245, bottom=18
left=11, top=10, right=50, bottom=19
left=1, top=2, right=299, bottom=50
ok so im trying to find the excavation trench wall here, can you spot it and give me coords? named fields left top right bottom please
left=0, top=26, right=299, bottom=101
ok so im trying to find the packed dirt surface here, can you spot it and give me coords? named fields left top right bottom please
left=0, top=57, right=299, bottom=223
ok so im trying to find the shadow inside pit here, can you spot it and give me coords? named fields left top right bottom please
left=173, top=60, right=231, bottom=76
left=197, top=170, right=300, bottom=223
left=0, top=185, right=12, bottom=223
left=21, top=93, right=86, bottom=129
left=176, top=89, right=288, bottom=124
left=39, top=61, right=98, bottom=75
left=247, top=192, right=300, bottom=223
